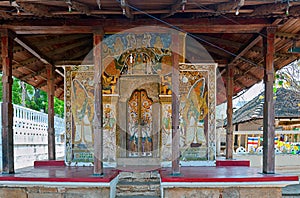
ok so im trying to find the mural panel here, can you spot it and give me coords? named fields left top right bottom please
left=127, top=90, right=153, bottom=157
left=179, top=64, right=216, bottom=161
left=160, top=64, right=216, bottom=162
left=65, top=66, right=117, bottom=165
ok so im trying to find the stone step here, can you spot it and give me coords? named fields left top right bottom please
left=118, top=171, right=160, bottom=182
left=116, top=171, right=161, bottom=197
left=116, top=196, right=160, bottom=198
left=116, top=181, right=160, bottom=197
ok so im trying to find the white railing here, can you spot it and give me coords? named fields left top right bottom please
left=0, top=103, right=65, bottom=169
left=0, top=103, right=65, bottom=144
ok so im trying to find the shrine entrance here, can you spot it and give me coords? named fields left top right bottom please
left=117, top=74, right=161, bottom=167
left=127, top=89, right=153, bottom=157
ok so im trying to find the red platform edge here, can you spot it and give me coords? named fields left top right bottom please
left=216, top=159, right=250, bottom=167
left=34, top=160, right=66, bottom=167
left=161, top=175, right=299, bottom=183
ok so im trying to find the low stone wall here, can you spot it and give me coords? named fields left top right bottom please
left=0, top=186, right=110, bottom=198
left=0, top=143, right=65, bottom=170
left=163, top=187, right=282, bottom=198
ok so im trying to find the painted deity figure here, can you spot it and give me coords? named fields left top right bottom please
left=182, top=78, right=208, bottom=147
left=71, top=79, right=94, bottom=148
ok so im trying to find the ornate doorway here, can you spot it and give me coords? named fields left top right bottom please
left=127, top=89, right=153, bottom=157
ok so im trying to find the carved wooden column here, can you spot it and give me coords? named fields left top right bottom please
left=226, top=64, right=234, bottom=159
left=93, top=29, right=104, bottom=175
left=263, top=26, right=276, bottom=174
left=47, top=64, right=56, bottom=160
left=171, top=33, right=180, bottom=174
left=1, top=29, right=15, bottom=174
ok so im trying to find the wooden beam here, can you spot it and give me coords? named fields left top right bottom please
left=171, top=33, right=180, bottom=175
left=14, top=35, right=53, bottom=65
left=69, top=0, right=91, bottom=15
left=234, top=65, right=261, bottom=82
left=20, top=67, right=46, bottom=81
left=198, top=35, right=243, bottom=50
left=120, top=0, right=133, bottom=19
left=93, top=29, right=104, bottom=176
left=18, top=2, right=52, bottom=17
left=216, top=1, right=239, bottom=13
left=229, top=35, right=262, bottom=65
left=162, top=0, right=185, bottom=18
left=31, top=34, right=89, bottom=49
left=276, top=32, right=300, bottom=40
left=226, top=64, right=234, bottom=159
left=289, top=5, right=300, bottom=16
left=1, top=29, right=15, bottom=174
left=263, top=26, right=276, bottom=174
left=36, top=80, right=47, bottom=89
left=250, top=3, right=286, bottom=16
left=0, top=11, right=12, bottom=19
left=3, top=18, right=272, bottom=34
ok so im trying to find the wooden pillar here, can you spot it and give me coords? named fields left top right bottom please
left=171, top=33, right=180, bottom=175
left=93, top=30, right=104, bottom=175
left=47, top=64, right=56, bottom=160
left=226, top=64, right=234, bottom=159
left=1, top=29, right=15, bottom=174
left=263, top=26, right=276, bottom=174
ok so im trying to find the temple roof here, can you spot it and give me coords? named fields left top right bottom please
left=232, top=88, right=300, bottom=125
left=0, top=1, right=299, bottom=102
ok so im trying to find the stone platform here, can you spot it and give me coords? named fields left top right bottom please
left=0, top=160, right=298, bottom=198
left=160, top=166, right=299, bottom=198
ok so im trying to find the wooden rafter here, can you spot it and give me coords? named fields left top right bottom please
left=36, top=80, right=47, bottom=89
left=31, top=34, right=89, bottom=49
left=289, top=5, right=300, bottom=16
left=4, top=18, right=272, bottom=34
left=229, top=35, right=262, bottom=65
left=198, top=35, right=243, bottom=50
left=276, top=32, right=300, bottom=40
left=17, top=2, right=52, bottom=17
left=0, top=10, right=12, bottom=19
left=20, top=67, right=46, bottom=81
left=162, top=0, right=186, bottom=18
left=68, top=0, right=91, bottom=16
left=234, top=66, right=260, bottom=82
left=250, top=3, right=286, bottom=16
left=14, top=35, right=53, bottom=65
left=216, top=1, right=239, bottom=13
left=120, top=0, right=133, bottom=19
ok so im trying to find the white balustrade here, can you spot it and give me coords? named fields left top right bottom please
left=0, top=103, right=65, bottom=145
left=0, top=103, right=66, bottom=169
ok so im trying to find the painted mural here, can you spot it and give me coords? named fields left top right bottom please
left=160, top=64, right=216, bottom=162
left=65, top=66, right=117, bottom=165
left=127, top=90, right=153, bottom=157
left=64, top=32, right=216, bottom=166
left=65, top=66, right=94, bottom=165
left=102, top=33, right=173, bottom=95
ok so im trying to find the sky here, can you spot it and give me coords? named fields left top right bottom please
left=216, top=81, right=264, bottom=119
left=233, top=81, right=264, bottom=106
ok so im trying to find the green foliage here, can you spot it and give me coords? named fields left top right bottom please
left=12, top=77, right=22, bottom=105
left=0, top=74, right=64, bottom=117
left=54, top=97, right=64, bottom=118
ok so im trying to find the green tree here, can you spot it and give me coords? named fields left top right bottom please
left=12, top=77, right=22, bottom=105
left=0, top=75, right=65, bottom=117
left=54, top=97, right=64, bottom=118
